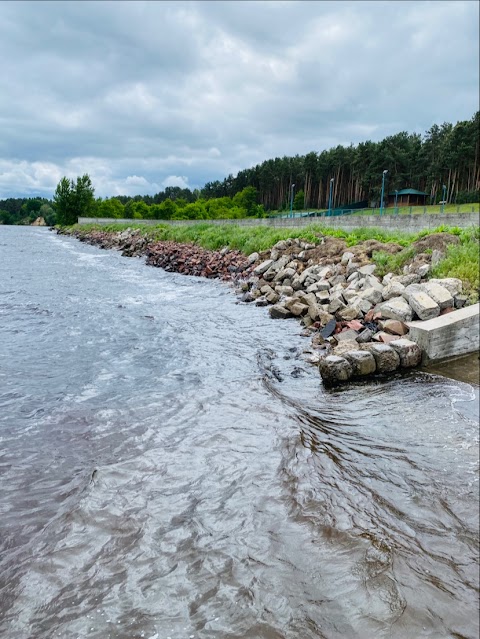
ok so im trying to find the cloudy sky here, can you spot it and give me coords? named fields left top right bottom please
left=0, top=0, right=478, bottom=199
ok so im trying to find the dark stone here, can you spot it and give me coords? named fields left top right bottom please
left=320, top=318, right=336, bottom=339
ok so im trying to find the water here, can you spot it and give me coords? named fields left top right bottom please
left=0, top=226, right=478, bottom=639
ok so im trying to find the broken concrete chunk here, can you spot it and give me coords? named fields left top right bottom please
left=254, top=259, right=274, bottom=276
left=356, top=327, right=374, bottom=343
left=358, top=264, right=376, bottom=276
left=336, top=329, right=359, bottom=342
left=428, top=278, right=462, bottom=296
left=377, top=297, right=413, bottom=322
left=319, top=356, right=353, bottom=383
left=370, top=344, right=400, bottom=373
left=420, top=282, right=453, bottom=310
left=390, top=338, right=422, bottom=368
left=382, top=281, right=406, bottom=301
left=404, top=285, right=440, bottom=321
left=345, top=350, right=377, bottom=376
left=382, top=319, right=408, bottom=336
left=269, top=304, right=292, bottom=319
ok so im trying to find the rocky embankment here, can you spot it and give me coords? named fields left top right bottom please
left=237, top=234, right=469, bottom=383
left=61, top=227, right=251, bottom=279
left=58, top=227, right=469, bottom=384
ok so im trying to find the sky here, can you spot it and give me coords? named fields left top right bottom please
left=0, top=0, right=478, bottom=200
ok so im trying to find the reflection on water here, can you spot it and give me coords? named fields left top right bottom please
left=0, top=227, right=478, bottom=639
left=425, top=352, right=479, bottom=386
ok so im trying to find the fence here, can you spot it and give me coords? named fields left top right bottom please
left=272, top=203, right=479, bottom=219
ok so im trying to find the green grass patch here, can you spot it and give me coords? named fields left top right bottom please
left=431, top=236, right=480, bottom=303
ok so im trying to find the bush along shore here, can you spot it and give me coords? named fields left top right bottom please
left=56, top=224, right=479, bottom=385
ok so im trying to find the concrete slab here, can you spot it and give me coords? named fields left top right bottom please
left=407, top=303, right=479, bottom=363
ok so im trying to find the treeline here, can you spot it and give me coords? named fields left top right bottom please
left=0, top=186, right=265, bottom=226
left=203, top=111, right=480, bottom=210
left=0, top=198, right=56, bottom=225
left=1, top=112, right=478, bottom=225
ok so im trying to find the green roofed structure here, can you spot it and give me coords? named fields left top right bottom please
left=387, top=188, right=428, bottom=207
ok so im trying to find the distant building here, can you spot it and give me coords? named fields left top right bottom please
left=387, top=188, right=428, bottom=207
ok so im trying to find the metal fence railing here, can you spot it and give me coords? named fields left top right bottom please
left=270, top=203, right=479, bottom=219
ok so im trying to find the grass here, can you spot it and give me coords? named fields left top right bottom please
left=65, top=222, right=479, bottom=297
left=269, top=202, right=479, bottom=217
left=431, top=230, right=480, bottom=302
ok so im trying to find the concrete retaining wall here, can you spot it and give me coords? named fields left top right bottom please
left=78, top=211, right=480, bottom=232
left=407, top=303, right=480, bottom=363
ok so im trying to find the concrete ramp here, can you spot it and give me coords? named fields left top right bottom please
left=408, top=303, right=479, bottom=364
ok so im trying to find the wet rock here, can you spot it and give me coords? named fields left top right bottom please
left=255, top=297, right=269, bottom=307
left=390, top=338, right=422, bottom=368
left=275, top=285, right=294, bottom=297
left=370, top=344, right=400, bottom=373
left=345, top=350, right=376, bottom=376
left=287, top=301, right=309, bottom=316
left=377, top=297, right=413, bottom=322
left=269, top=304, right=292, bottom=319
left=319, top=355, right=353, bottom=383
left=260, top=284, right=275, bottom=295
left=265, top=291, right=279, bottom=304
left=333, top=340, right=359, bottom=356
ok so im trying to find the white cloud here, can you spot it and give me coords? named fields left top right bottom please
left=0, top=0, right=477, bottom=198
left=161, top=175, right=190, bottom=189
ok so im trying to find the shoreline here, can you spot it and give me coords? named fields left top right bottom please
left=55, top=225, right=479, bottom=385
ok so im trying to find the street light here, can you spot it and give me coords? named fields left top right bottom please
left=328, top=178, right=334, bottom=217
left=290, top=183, right=295, bottom=218
left=441, top=184, right=447, bottom=213
left=394, top=189, right=399, bottom=214
left=380, top=169, right=388, bottom=216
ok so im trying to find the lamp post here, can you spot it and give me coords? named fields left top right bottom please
left=290, top=183, right=295, bottom=218
left=394, top=189, right=398, bottom=214
left=441, top=184, right=447, bottom=213
left=379, top=170, right=388, bottom=216
left=328, top=178, right=334, bottom=217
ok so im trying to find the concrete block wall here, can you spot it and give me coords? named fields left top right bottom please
left=78, top=211, right=480, bottom=232
left=407, top=304, right=480, bottom=363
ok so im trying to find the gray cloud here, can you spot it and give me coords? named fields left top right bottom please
left=0, top=0, right=478, bottom=198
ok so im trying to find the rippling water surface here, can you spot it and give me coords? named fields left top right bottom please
left=0, top=226, right=478, bottom=639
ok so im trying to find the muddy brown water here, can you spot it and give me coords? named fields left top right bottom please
left=0, top=227, right=478, bottom=639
